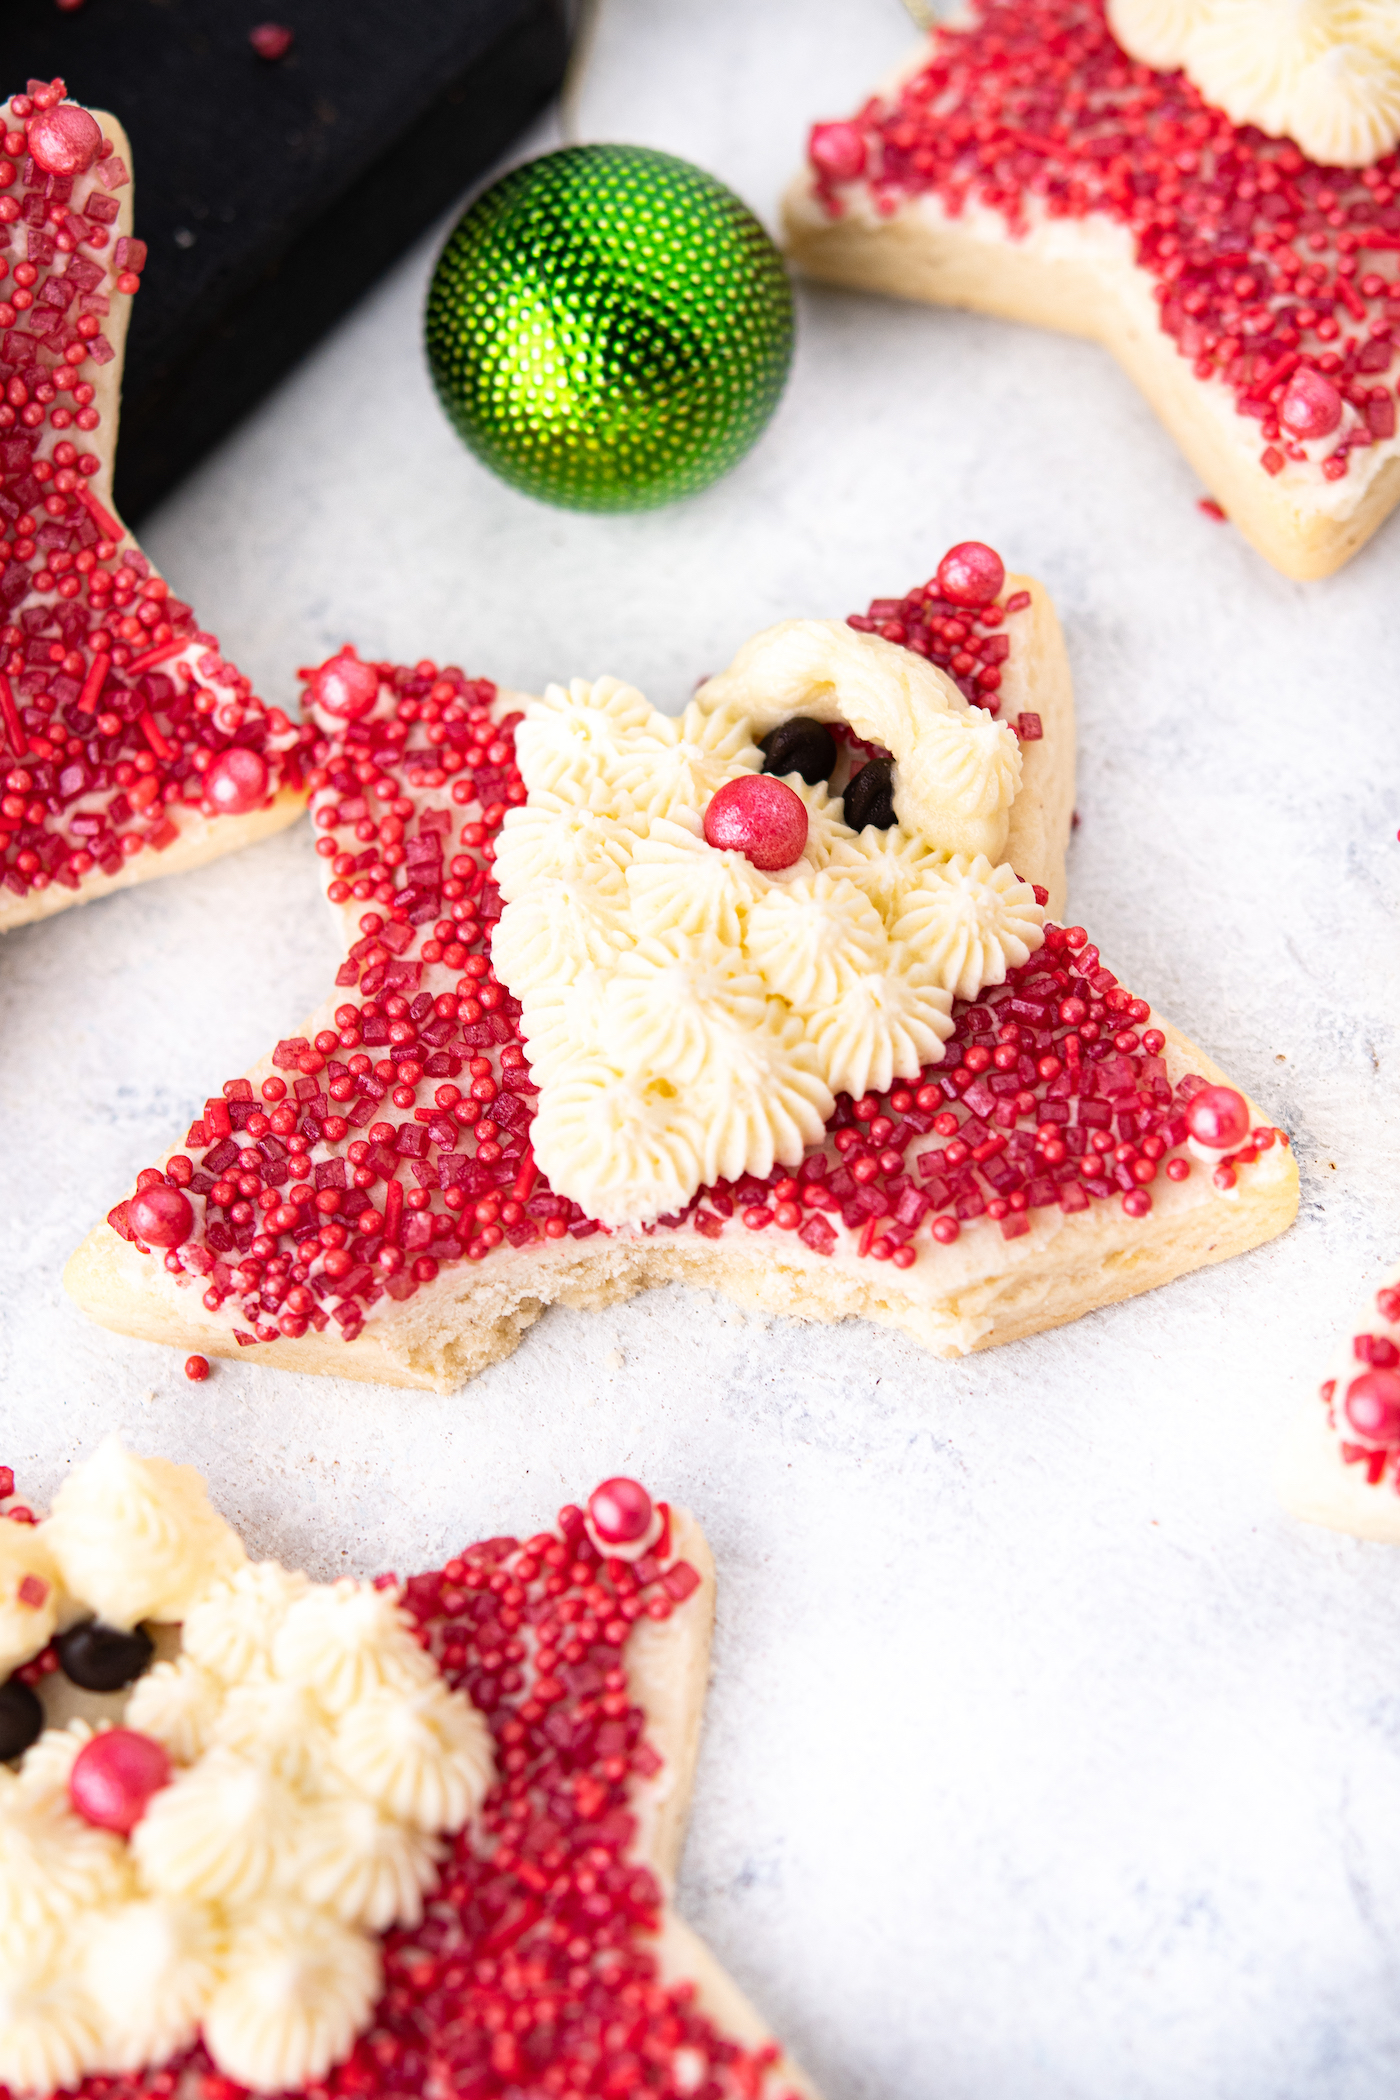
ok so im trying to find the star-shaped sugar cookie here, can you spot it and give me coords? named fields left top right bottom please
left=0, top=1439, right=816, bottom=2100
left=64, top=544, right=1296, bottom=1390
left=0, top=78, right=311, bottom=934
left=784, top=0, right=1400, bottom=580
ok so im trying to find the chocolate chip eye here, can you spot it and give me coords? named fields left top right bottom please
left=0, top=1678, right=43, bottom=1762
left=56, top=1619, right=155, bottom=1693
left=758, top=715, right=837, bottom=786
left=842, top=756, right=897, bottom=830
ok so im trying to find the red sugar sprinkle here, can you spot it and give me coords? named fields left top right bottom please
left=808, top=1, right=1400, bottom=488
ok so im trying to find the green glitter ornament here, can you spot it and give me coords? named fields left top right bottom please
left=425, top=145, right=795, bottom=512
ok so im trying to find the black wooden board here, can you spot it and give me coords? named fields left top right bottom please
left=4, top=0, right=574, bottom=520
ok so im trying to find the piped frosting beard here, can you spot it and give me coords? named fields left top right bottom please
left=0, top=1440, right=495, bottom=2096
left=493, top=620, right=1046, bottom=1227
left=1109, top=0, right=1400, bottom=166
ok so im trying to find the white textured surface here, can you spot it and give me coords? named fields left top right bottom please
left=3, top=3, right=1400, bottom=2097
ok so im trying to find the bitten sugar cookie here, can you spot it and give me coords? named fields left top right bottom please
left=1276, top=1262, right=1400, bottom=1544
left=0, top=78, right=313, bottom=933
left=65, top=546, right=1296, bottom=1390
left=784, top=1, right=1400, bottom=580
left=0, top=1441, right=815, bottom=2100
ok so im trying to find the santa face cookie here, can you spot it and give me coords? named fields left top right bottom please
left=1276, top=1263, right=1400, bottom=1543
left=0, top=78, right=313, bottom=932
left=63, top=546, right=1296, bottom=1390
left=0, top=1440, right=814, bottom=2100
left=785, top=1, right=1400, bottom=581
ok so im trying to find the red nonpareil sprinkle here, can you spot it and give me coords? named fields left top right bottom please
left=807, top=2, right=1400, bottom=487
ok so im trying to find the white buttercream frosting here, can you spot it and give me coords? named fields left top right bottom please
left=291, top=1786, right=445, bottom=1930
left=270, top=1578, right=440, bottom=1714
left=124, top=1656, right=225, bottom=1765
left=79, top=1898, right=221, bottom=2069
left=133, top=1748, right=298, bottom=1907
left=180, top=1559, right=310, bottom=1683
left=0, top=1919, right=107, bottom=2099
left=803, top=959, right=955, bottom=1102
left=331, top=1677, right=495, bottom=1831
left=694, top=621, right=1022, bottom=860
left=41, top=1437, right=246, bottom=1629
left=0, top=1519, right=62, bottom=1676
left=0, top=1760, right=134, bottom=1932
left=1107, top=0, right=1211, bottom=67
left=1111, top=0, right=1400, bottom=164
left=0, top=1445, right=496, bottom=2098
left=202, top=1903, right=382, bottom=2093
left=496, top=621, right=1041, bottom=1224
left=891, top=854, right=1047, bottom=1002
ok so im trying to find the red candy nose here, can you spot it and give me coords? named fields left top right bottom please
left=588, top=1478, right=653, bottom=1546
left=1184, top=1085, right=1250, bottom=1152
left=26, top=105, right=102, bottom=178
left=69, top=1729, right=172, bottom=1834
left=126, top=1184, right=195, bottom=1249
left=704, top=774, right=808, bottom=871
left=936, top=541, right=1006, bottom=608
left=205, top=746, right=270, bottom=816
left=309, top=653, right=380, bottom=720
left=1344, top=1371, right=1400, bottom=1449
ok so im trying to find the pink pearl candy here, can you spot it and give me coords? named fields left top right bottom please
left=204, top=746, right=270, bottom=816
left=588, top=1478, right=653, bottom=1546
left=1344, top=1371, right=1400, bottom=1448
left=310, top=653, right=379, bottom=720
left=808, top=123, right=867, bottom=183
left=1184, top=1085, right=1250, bottom=1152
left=1279, top=368, right=1342, bottom=441
left=704, top=775, right=808, bottom=870
left=936, top=541, right=1006, bottom=607
left=27, top=106, right=102, bottom=178
left=126, top=1184, right=195, bottom=1249
left=69, top=1729, right=172, bottom=1835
